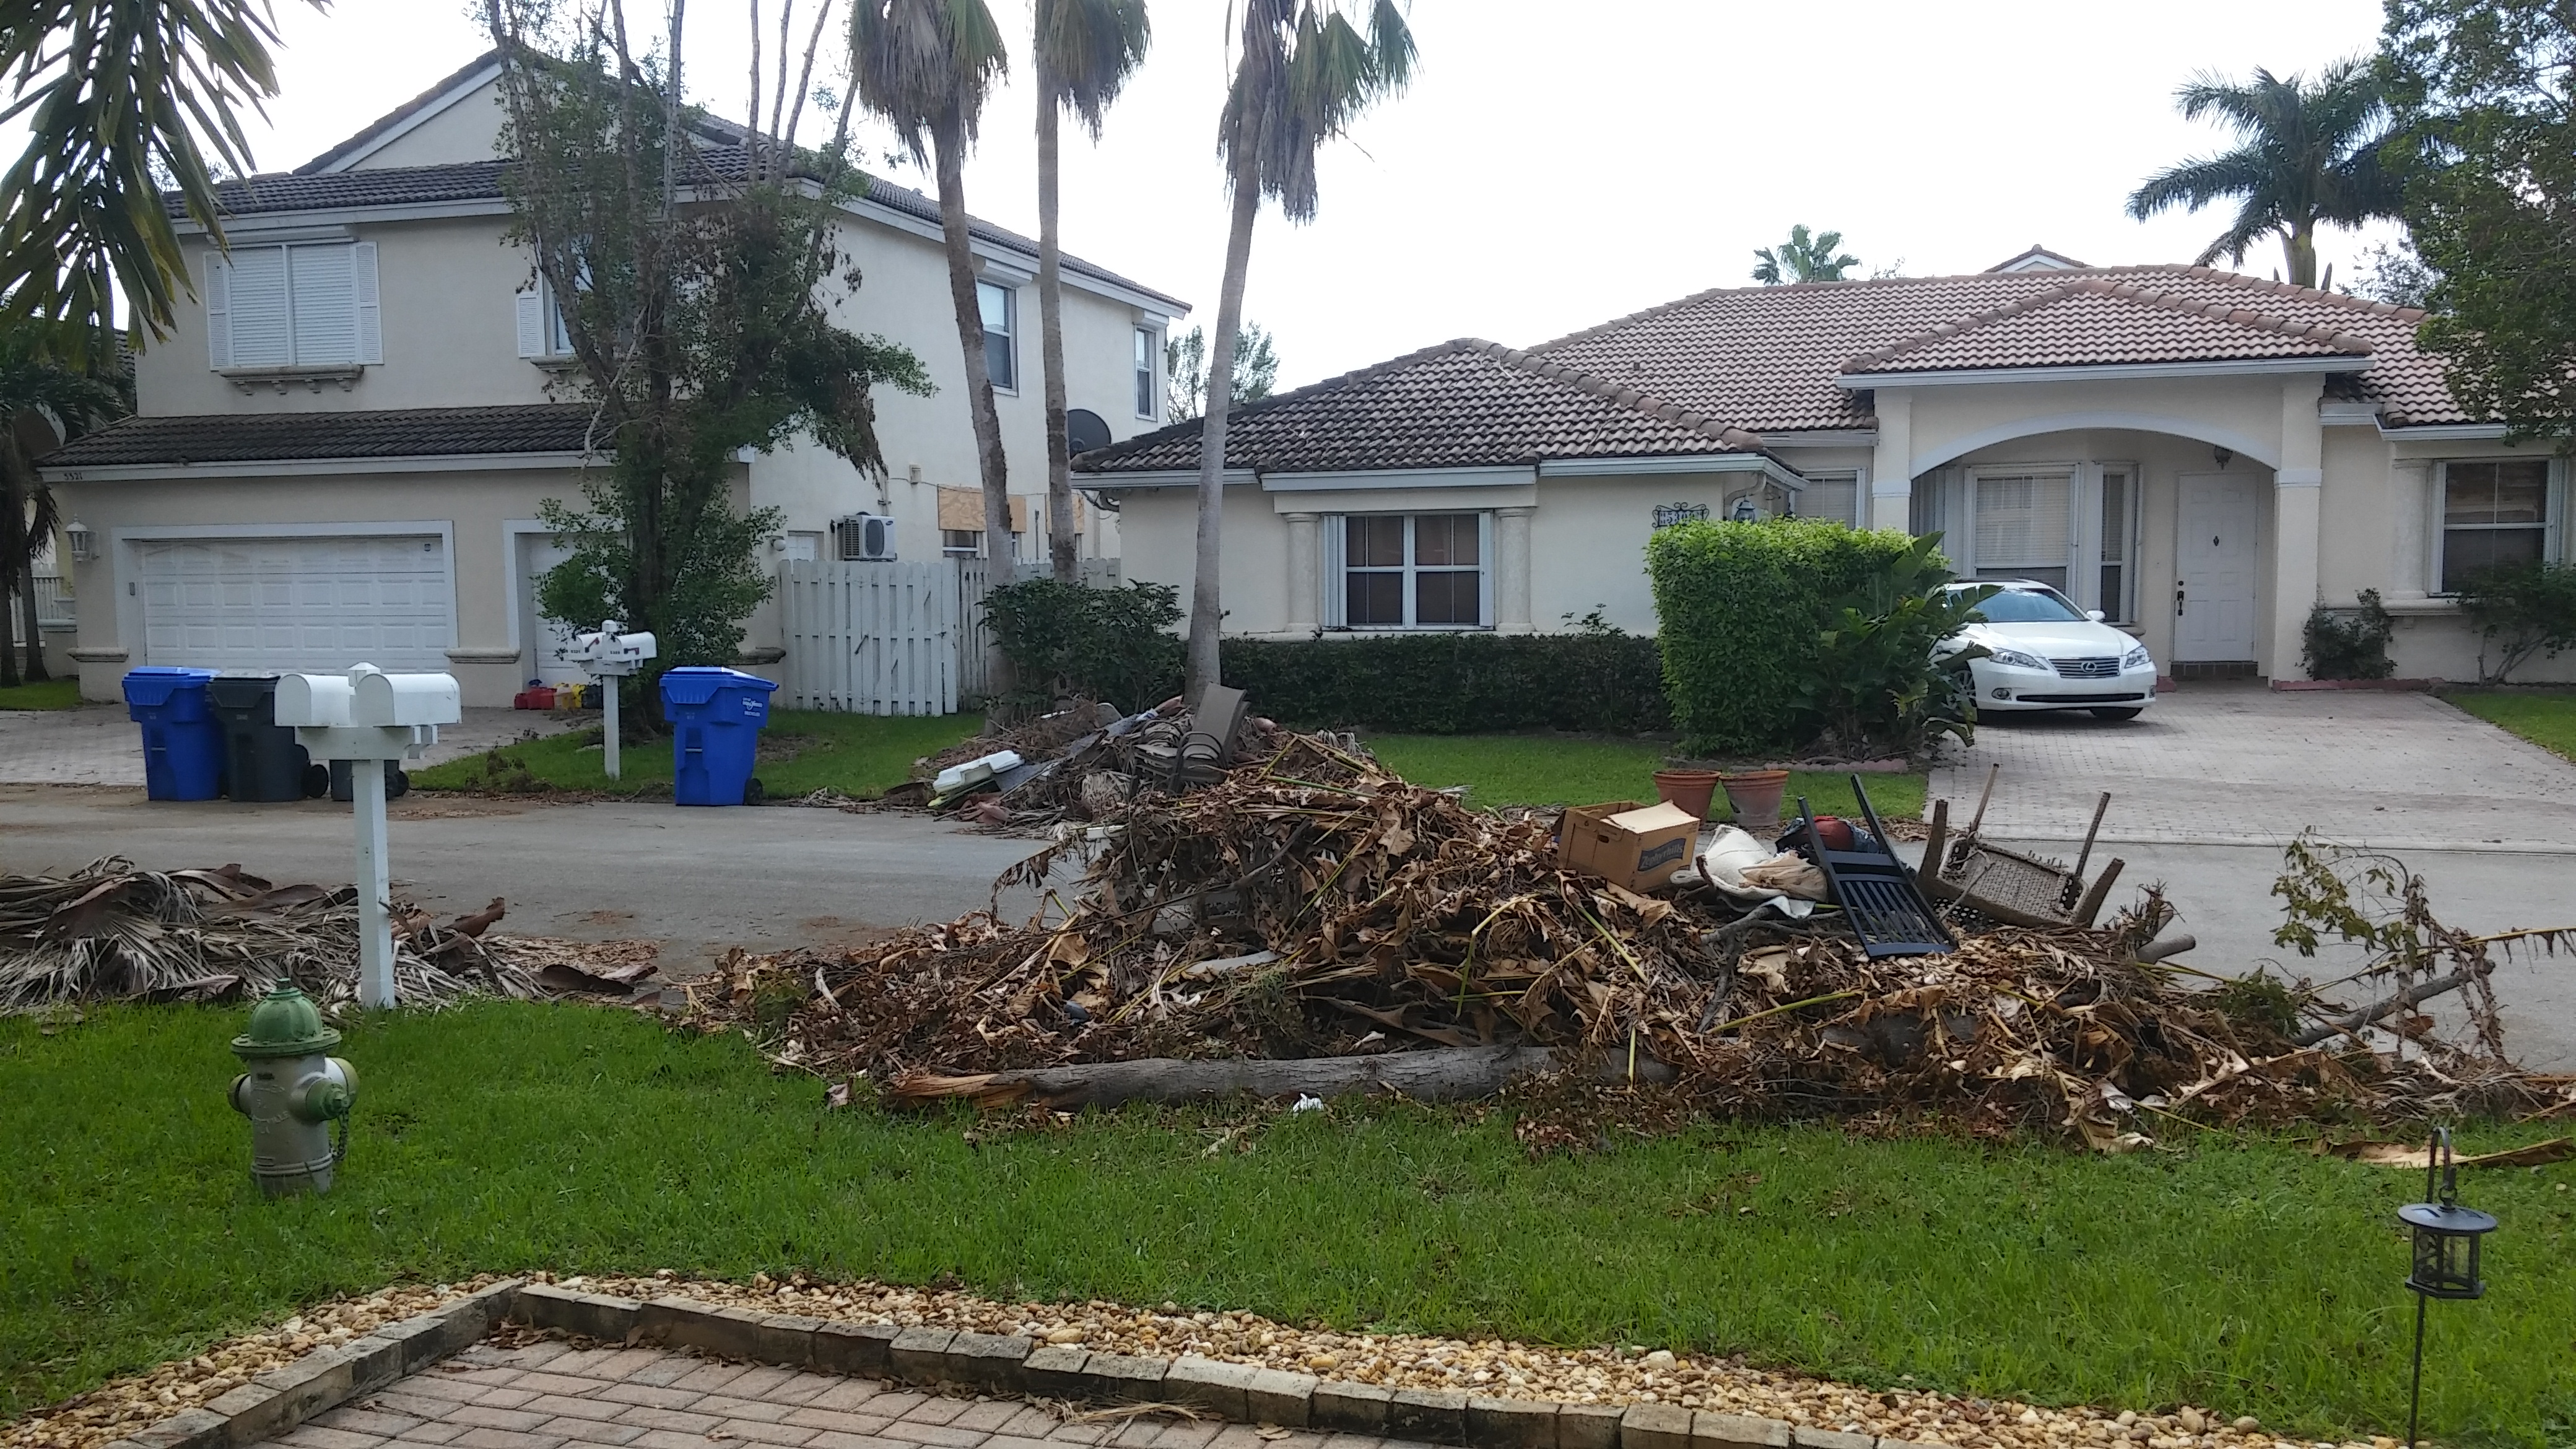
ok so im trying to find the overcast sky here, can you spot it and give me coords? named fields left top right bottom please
left=205, top=0, right=2401, bottom=388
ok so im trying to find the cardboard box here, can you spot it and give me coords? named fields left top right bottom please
left=1557, top=799, right=1701, bottom=891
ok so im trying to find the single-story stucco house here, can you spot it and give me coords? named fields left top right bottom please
left=1080, top=249, right=2567, bottom=684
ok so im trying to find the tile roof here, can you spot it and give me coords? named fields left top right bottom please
left=293, top=50, right=504, bottom=175
left=1840, top=278, right=2375, bottom=376
left=40, top=404, right=604, bottom=468
left=1073, top=339, right=1769, bottom=476
left=1532, top=265, right=2456, bottom=430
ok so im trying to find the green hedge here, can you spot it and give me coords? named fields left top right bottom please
left=1220, top=632, right=1670, bottom=734
left=1646, top=518, right=1927, bottom=755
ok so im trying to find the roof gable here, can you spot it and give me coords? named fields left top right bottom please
left=298, top=51, right=505, bottom=174
left=1840, top=278, right=2375, bottom=376
left=1074, top=339, right=1767, bottom=476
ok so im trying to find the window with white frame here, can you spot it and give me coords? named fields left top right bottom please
left=2097, top=466, right=2136, bottom=622
left=942, top=529, right=982, bottom=557
left=2439, top=458, right=2556, bottom=594
left=206, top=242, right=382, bottom=370
left=515, top=272, right=578, bottom=359
left=1133, top=326, right=1159, bottom=419
left=1326, top=513, right=1489, bottom=629
left=978, top=280, right=1017, bottom=390
left=1798, top=471, right=1861, bottom=527
left=1970, top=470, right=2073, bottom=590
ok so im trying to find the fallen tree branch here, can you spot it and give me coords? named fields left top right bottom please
left=887, top=1045, right=1676, bottom=1111
left=2293, top=964, right=2489, bottom=1048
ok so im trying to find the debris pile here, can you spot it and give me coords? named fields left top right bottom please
left=0, top=859, right=656, bottom=1013
left=684, top=743, right=2576, bottom=1144
left=885, top=690, right=1309, bottom=827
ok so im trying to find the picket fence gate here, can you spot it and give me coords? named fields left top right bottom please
left=776, top=559, right=961, bottom=715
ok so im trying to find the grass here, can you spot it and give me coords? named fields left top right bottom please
left=409, top=710, right=983, bottom=799
left=1365, top=733, right=1929, bottom=821
left=0, top=677, right=82, bottom=710
left=6, top=1006, right=2569, bottom=1447
left=2445, top=687, right=2576, bottom=764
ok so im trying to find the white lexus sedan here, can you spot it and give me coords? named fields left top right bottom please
left=1936, top=580, right=2159, bottom=720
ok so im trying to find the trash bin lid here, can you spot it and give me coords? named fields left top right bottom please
left=206, top=675, right=285, bottom=707
left=658, top=666, right=781, bottom=706
left=121, top=666, right=217, bottom=707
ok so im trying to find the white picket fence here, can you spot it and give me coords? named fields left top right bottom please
left=777, top=559, right=962, bottom=715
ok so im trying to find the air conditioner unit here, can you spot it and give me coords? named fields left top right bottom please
left=830, top=513, right=895, bottom=562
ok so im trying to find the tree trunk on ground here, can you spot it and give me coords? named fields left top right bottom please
left=1186, top=175, right=1261, bottom=699
left=931, top=126, right=1013, bottom=570
left=1037, top=82, right=1078, bottom=584
left=887, top=1045, right=1680, bottom=1112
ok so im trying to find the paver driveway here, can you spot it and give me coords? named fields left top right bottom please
left=0, top=705, right=572, bottom=785
left=272, top=1337, right=1437, bottom=1449
left=1928, top=683, right=2576, bottom=851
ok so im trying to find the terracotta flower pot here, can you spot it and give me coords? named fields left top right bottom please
left=1718, top=767, right=1791, bottom=835
left=1651, top=768, right=1722, bottom=822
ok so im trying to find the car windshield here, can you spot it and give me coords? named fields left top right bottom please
left=1965, top=587, right=2087, bottom=624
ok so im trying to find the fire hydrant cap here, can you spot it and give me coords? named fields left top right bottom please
left=232, top=983, right=342, bottom=1059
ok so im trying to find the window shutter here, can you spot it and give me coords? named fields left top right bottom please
left=515, top=287, right=545, bottom=359
left=1321, top=514, right=1347, bottom=628
left=351, top=241, right=381, bottom=364
left=223, top=246, right=290, bottom=367
left=288, top=243, right=357, bottom=364
left=204, top=254, right=232, bottom=369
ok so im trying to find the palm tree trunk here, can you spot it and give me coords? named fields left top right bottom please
left=2285, top=220, right=2318, bottom=290
left=14, top=566, right=44, bottom=682
left=0, top=448, right=27, bottom=688
left=1037, top=80, right=1078, bottom=583
left=930, top=124, right=1013, bottom=569
left=1186, top=173, right=1261, bottom=699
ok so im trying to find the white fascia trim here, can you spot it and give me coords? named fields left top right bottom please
left=2382, top=422, right=2510, bottom=440
left=1756, top=430, right=1879, bottom=448
left=1077, top=468, right=1256, bottom=489
left=1268, top=465, right=1537, bottom=492
left=1539, top=453, right=1765, bottom=477
left=110, top=517, right=459, bottom=542
left=313, top=61, right=505, bottom=172
left=1836, top=355, right=2366, bottom=389
left=43, top=451, right=597, bottom=484
left=177, top=199, right=516, bottom=237
left=2320, top=402, right=2384, bottom=427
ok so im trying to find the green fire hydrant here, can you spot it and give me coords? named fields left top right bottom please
left=227, top=983, right=359, bottom=1198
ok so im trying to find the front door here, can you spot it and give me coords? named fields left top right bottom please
left=2175, top=472, right=2260, bottom=661
left=517, top=533, right=583, bottom=685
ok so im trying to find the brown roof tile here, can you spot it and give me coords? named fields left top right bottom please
left=40, top=404, right=605, bottom=468
left=1841, top=277, right=2374, bottom=375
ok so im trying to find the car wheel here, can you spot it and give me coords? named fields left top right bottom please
left=2089, top=707, right=2143, bottom=721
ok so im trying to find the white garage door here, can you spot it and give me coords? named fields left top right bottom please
left=138, top=534, right=454, bottom=674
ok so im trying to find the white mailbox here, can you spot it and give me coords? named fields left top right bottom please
left=354, top=669, right=461, bottom=728
left=566, top=620, right=656, bottom=780
left=274, top=672, right=355, bottom=728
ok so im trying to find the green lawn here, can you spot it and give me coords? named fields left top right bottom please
left=2447, top=688, right=2576, bottom=764
left=6, top=1005, right=2567, bottom=1447
left=1366, top=733, right=1928, bottom=820
left=411, top=710, right=982, bottom=798
left=0, top=677, right=82, bottom=710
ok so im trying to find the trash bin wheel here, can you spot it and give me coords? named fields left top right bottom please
left=388, top=767, right=412, bottom=799
left=743, top=777, right=765, bottom=805
left=303, top=764, right=331, bottom=798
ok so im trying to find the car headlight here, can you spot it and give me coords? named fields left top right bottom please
left=1987, top=647, right=2050, bottom=671
left=2123, top=645, right=2152, bottom=671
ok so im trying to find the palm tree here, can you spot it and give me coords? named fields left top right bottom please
left=0, top=323, right=126, bottom=685
left=1187, top=0, right=1415, bottom=697
left=2125, top=59, right=2399, bottom=289
left=850, top=0, right=1015, bottom=565
left=1750, top=224, right=1859, bottom=284
left=0, top=0, right=322, bottom=350
left=1033, top=0, right=1149, bottom=583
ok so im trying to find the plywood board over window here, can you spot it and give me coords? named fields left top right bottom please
left=936, top=487, right=1033, bottom=533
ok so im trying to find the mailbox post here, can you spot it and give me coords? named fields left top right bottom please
left=276, top=664, right=462, bottom=1009
left=565, top=621, right=656, bottom=780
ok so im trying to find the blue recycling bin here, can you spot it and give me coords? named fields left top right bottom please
left=659, top=666, right=779, bottom=806
left=121, top=666, right=225, bottom=801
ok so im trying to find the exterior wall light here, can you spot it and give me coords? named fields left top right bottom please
left=63, top=520, right=95, bottom=562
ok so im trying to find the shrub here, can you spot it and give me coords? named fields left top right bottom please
left=2301, top=588, right=2397, bottom=680
left=1803, top=534, right=1991, bottom=755
left=2457, top=560, right=2576, bottom=683
left=983, top=577, right=1185, bottom=713
left=1220, top=627, right=1669, bottom=734
left=1647, top=517, right=1961, bottom=757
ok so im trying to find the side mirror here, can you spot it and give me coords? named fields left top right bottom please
left=2086, top=609, right=2107, bottom=622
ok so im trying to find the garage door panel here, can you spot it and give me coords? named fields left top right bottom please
left=137, top=534, right=453, bottom=674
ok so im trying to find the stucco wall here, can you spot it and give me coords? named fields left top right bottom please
left=1115, top=484, right=1286, bottom=640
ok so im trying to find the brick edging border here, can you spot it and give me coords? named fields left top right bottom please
left=105, top=1281, right=1941, bottom=1449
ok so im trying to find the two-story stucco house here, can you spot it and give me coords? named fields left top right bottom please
left=1083, top=246, right=2569, bottom=686
left=44, top=53, right=1188, bottom=708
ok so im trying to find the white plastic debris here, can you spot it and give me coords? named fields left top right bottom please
left=1291, top=1094, right=1325, bottom=1113
left=933, top=749, right=1024, bottom=796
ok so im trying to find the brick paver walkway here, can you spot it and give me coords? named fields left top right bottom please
left=1929, top=683, right=2576, bottom=851
left=266, top=1338, right=1441, bottom=1449
left=0, top=706, right=573, bottom=785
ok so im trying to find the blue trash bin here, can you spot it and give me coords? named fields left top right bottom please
left=659, top=666, right=780, bottom=806
left=121, top=667, right=225, bottom=801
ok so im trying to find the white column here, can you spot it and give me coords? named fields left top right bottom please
left=2269, top=379, right=2326, bottom=679
left=351, top=758, right=395, bottom=1010
left=1868, top=388, right=1914, bottom=531
left=1494, top=507, right=1535, bottom=633
left=1284, top=512, right=1320, bottom=633
left=2388, top=458, right=2433, bottom=599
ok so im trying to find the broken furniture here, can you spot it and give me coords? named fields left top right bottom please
left=1917, top=764, right=2126, bottom=928
left=1792, top=775, right=1953, bottom=958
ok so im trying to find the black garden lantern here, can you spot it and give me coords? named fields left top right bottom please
left=2396, top=1128, right=2498, bottom=1448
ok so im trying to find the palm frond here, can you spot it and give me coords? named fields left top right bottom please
left=1034, top=0, right=1150, bottom=140
left=2126, top=150, right=2271, bottom=220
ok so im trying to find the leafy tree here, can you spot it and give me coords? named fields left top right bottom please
left=0, top=321, right=126, bottom=685
left=2382, top=0, right=2576, bottom=445
left=483, top=0, right=928, bottom=674
left=2125, top=59, right=2401, bottom=288
left=1164, top=322, right=1277, bottom=422
left=1035, top=0, right=1151, bottom=583
left=1750, top=224, right=1859, bottom=284
left=0, top=0, right=324, bottom=350
left=1191, top=0, right=1415, bottom=697
left=2349, top=237, right=2440, bottom=308
left=850, top=0, right=1016, bottom=567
